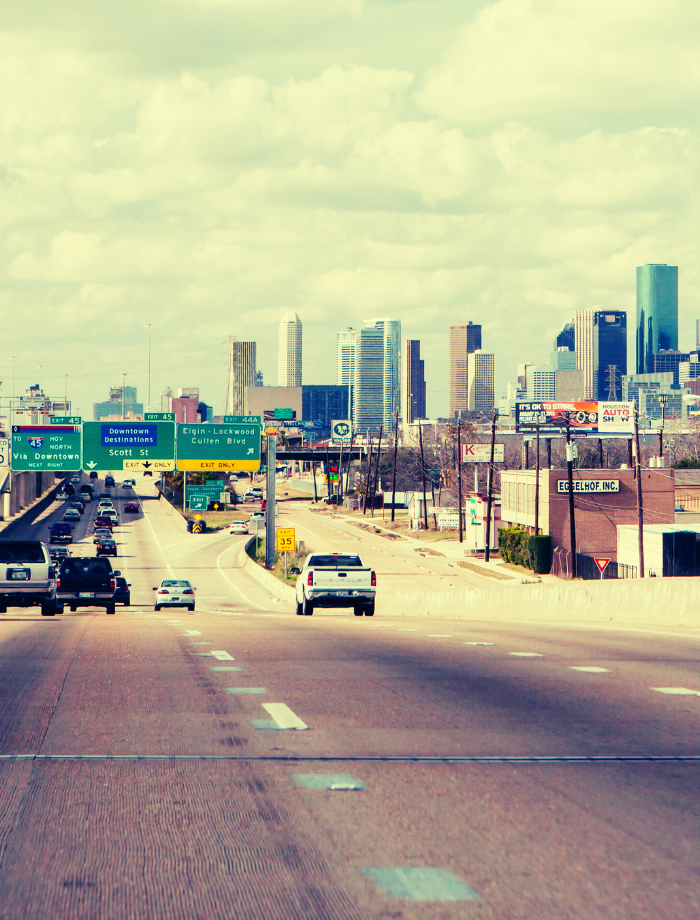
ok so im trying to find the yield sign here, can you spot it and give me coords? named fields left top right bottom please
left=594, top=558, right=611, bottom=574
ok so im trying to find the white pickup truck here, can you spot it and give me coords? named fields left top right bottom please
left=295, top=552, right=376, bottom=617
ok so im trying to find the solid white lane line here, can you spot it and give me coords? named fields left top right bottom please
left=570, top=667, right=609, bottom=673
left=142, top=502, right=176, bottom=577
left=211, top=651, right=235, bottom=661
left=215, top=544, right=266, bottom=611
left=263, top=703, right=308, bottom=730
left=509, top=652, right=543, bottom=657
left=651, top=687, right=700, bottom=696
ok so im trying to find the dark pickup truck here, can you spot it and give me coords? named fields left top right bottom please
left=56, top=557, right=120, bottom=615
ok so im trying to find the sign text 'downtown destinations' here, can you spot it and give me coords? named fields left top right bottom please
left=82, top=422, right=176, bottom=472
left=557, top=480, right=620, bottom=494
left=11, top=426, right=82, bottom=472
left=176, top=424, right=261, bottom=471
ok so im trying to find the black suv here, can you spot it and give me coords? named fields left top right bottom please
left=105, top=475, right=116, bottom=488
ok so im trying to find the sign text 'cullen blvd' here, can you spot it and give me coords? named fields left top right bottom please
left=176, top=424, right=261, bottom=471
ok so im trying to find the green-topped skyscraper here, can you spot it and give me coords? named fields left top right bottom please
left=636, top=264, right=678, bottom=374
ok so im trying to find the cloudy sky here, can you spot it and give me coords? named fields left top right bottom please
left=2, top=0, right=699, bottom=418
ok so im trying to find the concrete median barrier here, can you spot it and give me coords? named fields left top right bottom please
left=378, top=577, right=700, bottom=630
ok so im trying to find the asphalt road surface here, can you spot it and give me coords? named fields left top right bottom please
left=0, top=474, right=698, bottom=918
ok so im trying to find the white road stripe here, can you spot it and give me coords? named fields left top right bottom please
left=181, top=630, right=202, bottom=636
left=465, top=642, right=494, bottom=646
left=570, top=666, right=609, bottom=673
left=651, top=687, right=700, bottom=695
left=429, top=634, right=452, bottom=638
left=262, top=703, right=308, bottom=730
left=509, top=652, right=543, bottom=657
left=211, top=651, right=235, bottom=661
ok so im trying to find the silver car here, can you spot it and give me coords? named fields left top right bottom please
left=153, top=579, right=196, bottom=611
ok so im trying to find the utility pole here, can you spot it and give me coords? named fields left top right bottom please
left=338, top=439, right=344, bottom=503
left=534, top=424, right=540, bottom=535
left=325, top=444, right=331, bottom=501
left=634, top=408, right=645, bottom=578
left=419, top=421, right=428, bottom=531
left=484, top=409, right=497, bottom=562
left=363, top=435, right=374, bottom=514
left=457, top=422, right=463, bottom=544
left=370, top=425, right=383, bottom=517
left=598, top=438, right=604, bottom=469
left=345, top=433, right=355, bottom=496
left=266, top=435, right=276, bottom=568
left=659, top=394, right=667, bottom=461
left=565, top=415, right=577, bottom=578
left=312, top=461, right=318, bottom=503
left=390, top=410, right=399, bottom=522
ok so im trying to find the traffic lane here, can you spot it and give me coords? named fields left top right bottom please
left=131, top=613, right=700, bottom=917
left=192, top=614, right=700, bottom=758
left=281, top=504, right=496, bottom=590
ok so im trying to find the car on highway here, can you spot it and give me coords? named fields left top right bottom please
left=56, top=490, right=70, bottom=501
left=50, top=523, right=73, bottom=545
left=63, top=508, right=81, bottom=523
left=124, top=502, right=139, bottom=513
left=70, top=476, right=81, bottom=485
left=101, top=509, right=119, bottom=525
left=143, top=471, right=153, bottom=477
left=93, top=528, right=113, bottom=544
left=56, top=557, right=119, bottom=615
left=96, top=538, right=117, bottom=557
left=229, top=521, right=249, bottom=535
left=78, top=490, right=92, bottom=502
left=69, top=501, right=85, bottom=515
left=295, top=552, right=376, bottom=617
left=242, top=494, right=258, bottom=503
left=97, top=501, right=114, bottom=512
left=0, top=541, right=60, bottom=617
left=122, top=479, right=135, bottom=488
left=250, top=510, right=265, bottom=521
left=48, top=545, right=70, bottom=561
left=105, top=475, right=116, bottom=488
left=113, top=576, right=131, bottom=606
left=89, top=470, right=98, bottom=479
left=153, top=579, right=196, bottom=611
left=93, top=516, right=114, bottom=532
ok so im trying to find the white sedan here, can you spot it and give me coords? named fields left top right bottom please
left=153, top=579, right=196, bottom=611
left=229, top=521, right=249, bottom=535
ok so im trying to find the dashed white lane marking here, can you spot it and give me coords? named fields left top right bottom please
left=397, top=628, right=417, bottom=632
left=509, top=652, right=543, bottom=657
left=262, top=703, right=308, bottom=730
left=465, top=642, right=494, bottom=646
left=181, top=630, right=202, bottom=636
left=651, top=687, right=700, bottom=696
left=570, top=666, right=610, bottom=673
left=429, top=634, right=452, bottom=638
left=211, top=651, right=235, bottom=661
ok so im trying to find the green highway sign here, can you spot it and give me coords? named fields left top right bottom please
left=11, top=425, right=82, bottom=472
left=224, top=415, right=259, bottom=424
left=82, top=421, right=176, bottom=472
left=145, top=412, right=175, bottom=422
left=51, top=416, right=82, bottom=425
left=188, top=495, right=208, bottom=511
left=176, top=423, right=261, bottom=472
left=187, top=481, right=227, bottom=498
left=274, top=408, right=294, bottom=420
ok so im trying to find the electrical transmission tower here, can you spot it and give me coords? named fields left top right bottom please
left=606, top=365, right=618, bottom=400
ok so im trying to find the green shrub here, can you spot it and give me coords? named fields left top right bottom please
left=498, top=527, right=551, bottom=573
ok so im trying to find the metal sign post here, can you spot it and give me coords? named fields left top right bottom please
left=266, top=435, right=276, bottom=568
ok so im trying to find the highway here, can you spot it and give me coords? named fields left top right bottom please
left=0, top=474, right=698, bottom=918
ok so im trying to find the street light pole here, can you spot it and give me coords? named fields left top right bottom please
left=145, top=324, right=153, bottom=411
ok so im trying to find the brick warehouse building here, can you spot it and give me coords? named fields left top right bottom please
left=500, top=468, right=675, bottom=566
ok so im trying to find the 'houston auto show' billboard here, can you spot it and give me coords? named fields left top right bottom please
left=515, top=402, right=634, bottom=435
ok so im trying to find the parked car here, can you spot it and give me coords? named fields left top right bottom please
left=295, top=552, right=376, bottom=617
left=96, top=538, right=117, bottom=557
left=124, top=502, right=139, bottom=513
left=153, top=579, right=196, bottom=611
left=229, top=521, right=249, bottom=535
left=113, top=576, right=131, bottom=606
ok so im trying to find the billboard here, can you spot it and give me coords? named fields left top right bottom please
left=515, top=402, right=634, bottom=435
left=461, top=444, right=505, bottom=463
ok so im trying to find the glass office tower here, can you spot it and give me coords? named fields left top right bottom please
left=636, top=264, right=678, bottom=374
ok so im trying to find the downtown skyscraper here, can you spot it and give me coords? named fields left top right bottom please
left=636, top=264, right=678, bottom=374
left=352, top=318, right=401, bottom=433
left=405, top=339, right=426, bottom=423
left=449, top=321, right=481, bottom=416
left=278, top=311, right=302, bottom=387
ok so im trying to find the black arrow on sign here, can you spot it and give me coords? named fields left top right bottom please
left=143, top=461, right=152, bottom=468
